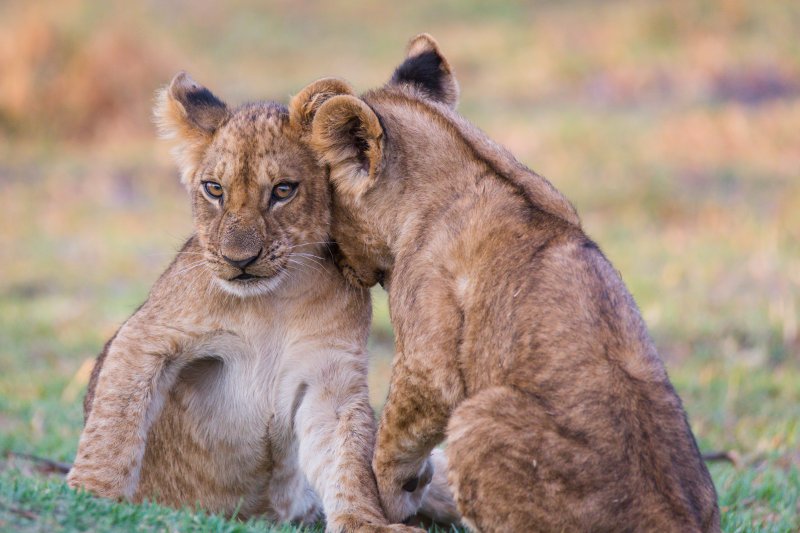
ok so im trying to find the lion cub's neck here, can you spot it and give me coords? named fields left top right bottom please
left=361, top=95, right=557, bottom=267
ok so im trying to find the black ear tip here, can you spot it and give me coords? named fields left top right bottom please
left=391, top=50, right=447, bottom=100
left=171, top=71, right=215, bottom=102
left=167, top=72, right=225, bottom=111
left=389, top=33, right=458, bottom=107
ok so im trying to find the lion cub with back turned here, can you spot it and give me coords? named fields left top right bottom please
left=66, top=73, right=425, bottom=532
left=300, top=35, right=720, bottom=532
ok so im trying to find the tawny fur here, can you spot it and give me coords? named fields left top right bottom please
left=302, top=34, right=721, bottom=532
left=67, top=73, right=437, bottom=532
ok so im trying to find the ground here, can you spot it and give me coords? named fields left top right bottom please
left=0, top=1, right=798, bottom=531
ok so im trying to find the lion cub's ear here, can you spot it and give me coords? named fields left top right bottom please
left=289, top=78, right=355, bottom=131
left=154, top=72, right=230, bottom=185
left=388, top=33, right=459, bottom=109
left=310, top=95, right=383, bottom=199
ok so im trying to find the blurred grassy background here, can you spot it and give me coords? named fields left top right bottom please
left=1, top=0, right=798, bottom=530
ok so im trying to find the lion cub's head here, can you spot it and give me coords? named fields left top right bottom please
left=155, top=72, right=350, bottom=297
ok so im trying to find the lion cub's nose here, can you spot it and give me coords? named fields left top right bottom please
left=222, top=249, right=262, bottom=270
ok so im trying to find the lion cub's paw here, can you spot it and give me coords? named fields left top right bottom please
left=359, top=525, right=424, bottom=533
left=66, top=469, right=125, bottom=500
left=382, top=525, right=425, bottom=533
left=374, top=457, right=434, bottom=524
left=327, top=515, right=423, bottom=533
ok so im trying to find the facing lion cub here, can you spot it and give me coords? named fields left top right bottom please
left=67, top=72, right=432, bottom=532
left=299, top=35, right=721, bottom=532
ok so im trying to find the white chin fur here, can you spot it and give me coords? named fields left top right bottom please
left=214, top=270, right=288, bottom=298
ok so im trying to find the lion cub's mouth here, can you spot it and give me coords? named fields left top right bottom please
left=214, top=255, right=289, bottom=296
left=213, top=267, right=287, bottom=298
left=233, top=273, right=262, bottom=281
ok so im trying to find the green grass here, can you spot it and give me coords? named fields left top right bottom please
left=0, top=466, right=308, bottom=532
left=714, top=461, right=800, bottom=532
left=1, top=0, right=799, bottom=531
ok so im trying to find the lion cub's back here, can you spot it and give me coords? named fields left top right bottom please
left=439, top=179, right=656, bottom=389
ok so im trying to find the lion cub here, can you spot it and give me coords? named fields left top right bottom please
left=66, top=73, right=420, bottom=532
left=299, top=36, right=721, bottom=532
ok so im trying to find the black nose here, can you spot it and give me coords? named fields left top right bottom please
left=222, top=249, right=262, bottom=270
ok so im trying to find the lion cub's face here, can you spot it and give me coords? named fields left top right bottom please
left=156, top=73, right=330, bottom=297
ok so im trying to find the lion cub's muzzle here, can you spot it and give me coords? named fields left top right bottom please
left=221, top=248, right=271, bottom=282
left=222, top=249, right=262, bottom=271
left=212, top=233, right=290, bottom=295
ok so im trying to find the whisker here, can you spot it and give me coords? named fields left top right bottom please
left=292, top=252, right=325, bottom=267
left=284, top=262, right=304, bottom=286
left=288, top=257, right=323, bottom=276
left=287, top=261, right=320, bottom=281
left=143, top=251, right=208, bottom=257
left=180, top=264, right=208, bottom=297
left=169, top=260, right=208, bottom=278
left=291, top=252, right=327, bottom=265
left=287, top=257, right=323, bottom=274
left=292, top=252, right=326, bottom=260
left=172, top=259, right=206, bottom=273
left=283, top=240, right=337, bottom=264
left=285, top=241, right=332, bottom=250
left=169, top=262, right=205, bottom=277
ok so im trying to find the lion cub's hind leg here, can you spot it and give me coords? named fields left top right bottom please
left=445, top=386, right=648, bottom=533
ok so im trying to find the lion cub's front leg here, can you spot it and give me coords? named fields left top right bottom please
left=373, top=282, right=466, bottom=524
left=372, top=357, right=447, bottom=525
left=290, top=350, right=421, bottom=533
left=67, top=322, right=194, bottom=499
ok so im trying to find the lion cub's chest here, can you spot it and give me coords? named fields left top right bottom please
left=138, top=307, right=311, bottom=516
left=171, top=322, right=286, bottom=450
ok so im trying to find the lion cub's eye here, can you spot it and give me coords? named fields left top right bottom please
left=271, top=182, right=298, bottom=202
left=203, top=181, right=224, bottom=199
